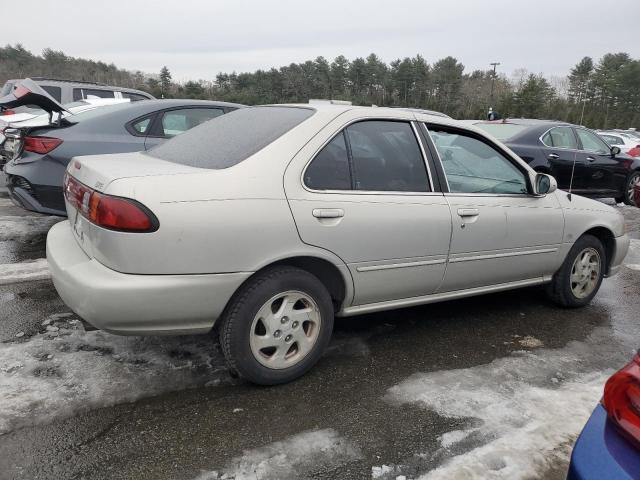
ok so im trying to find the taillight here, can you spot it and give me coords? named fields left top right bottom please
left=0, top=109, right=15, bottom=116
left=24, top=136, right=62, bottom=154
left=63, top=173, right=157, bottom=232
left=602, top=353, right=640, bottom=449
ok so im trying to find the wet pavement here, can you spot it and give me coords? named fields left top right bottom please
left=0, top=191, right=639, bottom=480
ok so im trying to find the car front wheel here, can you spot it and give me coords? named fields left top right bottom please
left=546, top=234, right=605, bottom=308
left=219, top=266, right=334, bottom=385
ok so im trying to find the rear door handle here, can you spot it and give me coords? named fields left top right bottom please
left=548, top=153, right=559, bottom=160
left=457, top=208, right=479, bottom=217
left=312, top=208, right=344, bottom=219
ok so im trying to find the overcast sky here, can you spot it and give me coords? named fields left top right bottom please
left=7, top=0, right=640, bottom=81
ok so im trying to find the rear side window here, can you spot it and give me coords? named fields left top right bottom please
left=160, top=108, right=224, bottom=137
left=122, top=92, right=149, bottom=102
left=541, top=126, right=577, bottom=149
left=41, top=86, right=62, bottom=102
left=304, top=120, right=430, bottom=192
left=132, top=116, right=152, bottom=134
left=148, top=106, right=315, bottom=169
left=73, top=88, right=116, bottom=100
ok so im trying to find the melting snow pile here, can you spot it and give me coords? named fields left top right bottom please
left=194, top=429, right=361, bottom=480
left=0, top=313, right=230, bottom=434
left=386, top=342, right=612, bottom=480
left=0, top=258, right=50, bottom=285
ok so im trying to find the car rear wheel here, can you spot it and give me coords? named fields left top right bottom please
left=615, top=171, right=640, bottom=206
left=546, top=234, right=605, bottom=308
left=219, top=266, right=334, bottom=385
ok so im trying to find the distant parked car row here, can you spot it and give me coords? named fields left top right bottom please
left=467, top=119, right=640, bottom=205
left=0, top=78, right=242, bottom=215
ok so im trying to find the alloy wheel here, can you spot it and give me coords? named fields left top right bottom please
left=249, top=290, right=322, bottom=369
left=570, top=247, right=601, bottom=299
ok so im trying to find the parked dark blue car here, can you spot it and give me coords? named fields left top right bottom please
left=568, top=353, right=640, bottom=479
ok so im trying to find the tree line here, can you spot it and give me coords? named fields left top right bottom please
left=1, top=44, right=638, bottom=128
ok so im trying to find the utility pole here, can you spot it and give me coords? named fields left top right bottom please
left=489, top=62, right=501, bottom=113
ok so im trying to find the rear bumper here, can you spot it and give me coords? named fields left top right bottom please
left=568, top=404, right=640, bottom=480
left=46, top=221, right=252, bottom=335
left=607, top=234, right=630, bottom=277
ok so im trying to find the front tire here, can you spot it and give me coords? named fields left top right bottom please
left=219, top=266, right=334, bottom=385
left=546, top=234, right=605, bottom=308
left=616, top=171, right=640, bottom=206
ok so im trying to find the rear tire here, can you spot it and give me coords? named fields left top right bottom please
left=219, top=266, right=334, bottom=385
left=546, top=234, right=605, bottom=308
left=617, top=171, right=640, bottom=206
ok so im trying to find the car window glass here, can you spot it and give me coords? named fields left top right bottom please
left=430, top=128, right=528, bottom=194
left=122, top=92, right=149, bottom=102
left=304, top=132, right=351, bottom=190
left=346, top=121, right=429, bottom=192
left=542, top=127, right=577, bottom=149
left=600, top=134, right=623, bottom=146
left=576, top=129, right=610, bottom=154
left=132, top=117, right=152, bottom=134
left=83, top=89, right=115, bottom=99
left=160, top=108, right=224, bottom=137
left=41, top=85, right=62, bottom=102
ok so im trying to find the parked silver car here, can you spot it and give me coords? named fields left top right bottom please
left=47, top=104, right=630, bottom=385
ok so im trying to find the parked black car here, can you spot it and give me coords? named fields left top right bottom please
left=1, top=80, right=244, bottom=215
left=471, top=119, right=640, bottom=205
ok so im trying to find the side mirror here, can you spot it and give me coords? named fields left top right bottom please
left=611, top=146, right=621, bottom=156
left=534, top=173, right=557, bottom=196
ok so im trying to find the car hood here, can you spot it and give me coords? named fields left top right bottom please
left=0, top=78, right=68, bottom=115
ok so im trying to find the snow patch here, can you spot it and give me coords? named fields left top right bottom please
left=387, top=345, right=612, bottom=480
left=0, top=314, right=230, bottom=434
left=0, top=198, right=14, bottom=208
left=0, top=215, right=61, bottom=241
left=0, top=258, right=50, bottom=285
left=194, top=429, right=360, bottom=480
left=516, top=336, right=543, bottom=349
left=625, top=239, right=640, bottom=270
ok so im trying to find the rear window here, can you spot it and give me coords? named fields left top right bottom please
left=147, top=106, right=315, bottom=169
left=67, top=102, right=134, bottom=122
left=472, top=123, right=529, bottom=141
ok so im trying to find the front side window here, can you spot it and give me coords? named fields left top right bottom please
left=304, top=120, right=430, bottom=192
left=576, top=129, right=611, bottom=154
left=541, top=127, right=577, bottom=149
left=160, top=108, right=223, bottom=137
left=430, top=127, right=528, bottom=195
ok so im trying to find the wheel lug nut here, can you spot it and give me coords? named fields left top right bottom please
left=292, top=321, right=299, bottom=328
left=274, top=330, right=281, bottom=338
left=285, top=335, right=292, bottom=342
left=281, top=316, right=289, bottom=324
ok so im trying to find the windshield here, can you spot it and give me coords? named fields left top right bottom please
left=472, top=123, right=529, bottom=141
left=0, top=81, right=15, bottom=96
left=147, top=106, right=315, bottom=169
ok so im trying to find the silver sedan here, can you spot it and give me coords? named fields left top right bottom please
left=47, top=104, right=630, bottom=384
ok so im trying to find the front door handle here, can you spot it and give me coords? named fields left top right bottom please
left=312, top=208, right=344, bottom=219
left=586, top=156, right=596, bottom=162
left=457, top=208, right=480, bottom=217
left=548, top=153, right=559, bottom=160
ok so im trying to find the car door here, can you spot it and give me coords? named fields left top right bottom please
left=539, top=126, right=586, bottom=190
left=574, top=127, right=621, bottom=196
left=144, top=107, right=225, bottom=149
left=284, top=113, right=452, bottom=306
left=425, top=123, right=564, bottom=292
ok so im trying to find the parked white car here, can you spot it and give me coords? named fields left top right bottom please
left=47, top=104, right=630, bottom=384
left=597, top=131, right=640, bottom=155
